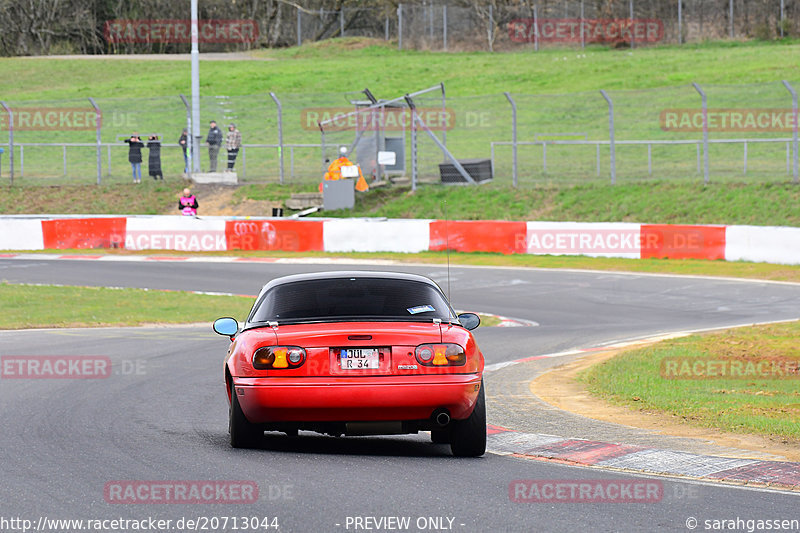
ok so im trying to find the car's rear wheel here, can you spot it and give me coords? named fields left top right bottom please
left=431, top=429, right=450, bottom=444
left=229, top=383, right=262, bottom=448
left=449, top=381, right=486, bottom=457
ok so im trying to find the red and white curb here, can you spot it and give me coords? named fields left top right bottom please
left=2, top=215, right=800, bottom=265
left=485, top=322, right=800, bottom=489
left=486, top=425, right=800, bottom=491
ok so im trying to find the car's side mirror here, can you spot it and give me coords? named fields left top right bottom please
left=457, top=313, right=480, bottom=331
left=213, top=317, right=239, bottom=338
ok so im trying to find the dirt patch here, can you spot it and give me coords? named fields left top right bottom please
left=303, top=37, right=389, bottom=51
left=532, top=349, right=800, bottom=462
left=187, top=185, right=282, bottom=216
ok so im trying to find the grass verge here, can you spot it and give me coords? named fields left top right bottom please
left=5, top=181, right=800, bottom=227
left=0, top=283, right=253, bottom=329
left=578, top=322, right=800, bottom=441
left=309, top=182, right=800, bottom=226
left=0, top=182, right=189, bottom=215
left=4, top=39, right=800, bottom=101
left=0, top=282, right=504, bottom=330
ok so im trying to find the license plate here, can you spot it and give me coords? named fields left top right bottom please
left=339, top=348, right=379, bottom=370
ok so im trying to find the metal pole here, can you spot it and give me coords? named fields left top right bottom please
left=410, top=105, right=417, bottom=192
left=191, top=0, right=202, bottom=172
left=269, top=92, right=284, bottom=184
left=0, top=101, right=14, bottom=184
left=179, top=94, right=192, bottom=179
left=743, top=141, right=748, bottom=175
left=488, top=5, right=493, bottom=52
left=692, top=82, right=709, bottom=184
left=405, top=95, right=475, bottom=184
left=340, top=7, right=344, bottom=37
left=678, top=0, right=682, bottom=44
left=542, top=143, right=547, bottom=173
left=729, top=0, right=733, bottom=39
left=443, top=6, right=447, bottom=51
left=397, top=4, right=403, bottom=50
left=297, top=8, right=302, bottom=47
left=428, top=2, right=433, bottom=43
left=533, top=6, right=539, bottom=51
left=596, top=143, right=600, bottom=177
left=88, top=97, right=102, bottom=184
left=440, top=82, right=446, bottom=155
left=780, top=0, right=785, bottom=38
left=504, top=92, right=518, bottom=187
left=385, top=15, right=389, bottom=41
left=782, top=80, right=798, bottom=183
left=580, top=0, right=585, bottom=49
left=629, top=0, right=635, bottom=49
left=600, top=90, right=616, bottom=185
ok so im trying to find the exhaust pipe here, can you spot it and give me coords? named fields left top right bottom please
left=432, top=408, right=451, bottom=427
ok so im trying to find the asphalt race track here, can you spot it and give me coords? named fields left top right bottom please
left=1, top=257, right=800, bottom=532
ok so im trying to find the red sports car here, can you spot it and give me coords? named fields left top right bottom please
left=213, top=271, right=486, bottom=457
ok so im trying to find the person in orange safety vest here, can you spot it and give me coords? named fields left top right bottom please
left=321, top=146, right=369, bottom=192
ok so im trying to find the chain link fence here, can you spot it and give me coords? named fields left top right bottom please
left=293, top=2, right=798, bottom=51
left=1, top=80, right=798, bottom=186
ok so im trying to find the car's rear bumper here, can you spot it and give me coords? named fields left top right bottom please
left=232, top=374, right=482, bottom=423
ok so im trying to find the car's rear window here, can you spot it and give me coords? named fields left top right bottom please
left=249, top=278, right=453, bottom=323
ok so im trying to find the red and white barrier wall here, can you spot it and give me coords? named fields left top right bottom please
left=1, top=216, right=798, bottom=265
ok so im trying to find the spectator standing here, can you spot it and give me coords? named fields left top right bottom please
left=147, top=135, right=163, bottom=180
left=206, top=120, right=223, bottom=172
left=179, top=188, right=198, bottom=216
left=226, top=123, right=242, bottom=172
left=124, top=133, right=144, bottom=184
left=178, top=128, right=188, bottom=176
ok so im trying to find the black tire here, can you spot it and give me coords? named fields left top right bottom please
left=449, top=381, right=486, bottom=457
left=431, top=429, right=450, bottom=444
left=229, top=382, right=262, bottom=448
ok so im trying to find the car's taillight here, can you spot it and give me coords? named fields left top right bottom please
left=415, top=343, right=466, bottom=366
left=253, top=346, right=306, bottom=369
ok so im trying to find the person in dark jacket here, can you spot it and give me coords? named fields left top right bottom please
left=179, top=188, right=199, bottom=216
left=124, top=133, right=144, bottom=183
left=206, top=121, right=223, bottom=172
left=147, top=135, right=163, bottom=180
left=178, top=128, right=189, bottom=175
